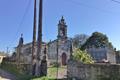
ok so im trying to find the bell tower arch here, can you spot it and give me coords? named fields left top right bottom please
left=57, top=16, right=67, bottom=40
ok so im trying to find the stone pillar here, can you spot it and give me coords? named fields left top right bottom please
left=41, top=45, right=47, bottom=76
left=36, top=0, right=43, bottom=76
left=32, top=0, right=37, bottom=76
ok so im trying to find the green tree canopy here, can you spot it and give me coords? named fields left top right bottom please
left=73, top=48, right=94, bottom=64
left=81, top=32, right=113, bottom=50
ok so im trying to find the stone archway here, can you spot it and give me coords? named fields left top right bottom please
left=61, top=53, right=67, bottom=65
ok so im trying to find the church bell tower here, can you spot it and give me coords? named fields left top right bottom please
left=57, top=16, right=67, bottom=40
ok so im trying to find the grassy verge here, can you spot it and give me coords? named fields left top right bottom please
left=0, top=62, right=66, bottom=80
left=31, top=67, right=58, bottom=80
left=32, top=66, right=66, bottom=80
left=31, top=76, right=56, bottom=80
left=0, top=62, right=32, bottom=80
left=47, top=67, right=65, bottom=78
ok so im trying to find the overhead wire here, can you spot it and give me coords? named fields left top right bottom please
left=8, top=0, right=120, bottom=52
left=8, top=0, right=32, bottom=50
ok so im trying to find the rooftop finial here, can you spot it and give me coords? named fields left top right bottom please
left=21, top=33, right=23, bottom=37
left=19, top=33, right=24, bottom=45
left=61, top=16, right=64, bottom=21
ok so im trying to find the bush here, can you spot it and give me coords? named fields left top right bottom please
left=73, top=48, right=94, bottom=64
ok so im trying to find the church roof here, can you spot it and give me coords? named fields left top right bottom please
left=23, top=42, right=46, bottom=47
left=48, top=37, right=72, bottom=45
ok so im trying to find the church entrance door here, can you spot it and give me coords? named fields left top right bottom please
left=61, top=53, right=67, bottom=65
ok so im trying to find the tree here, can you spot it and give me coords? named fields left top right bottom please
left=72, top=34, right=89, bottom=48
left=81, top=32, right=113, bottom=50
left=73, top=48, right=94, bottom=64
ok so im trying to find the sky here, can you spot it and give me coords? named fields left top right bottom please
left=0, top=0, right=120, bottom=52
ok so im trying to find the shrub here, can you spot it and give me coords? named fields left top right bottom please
left=73, top=48, right=94, bottom=64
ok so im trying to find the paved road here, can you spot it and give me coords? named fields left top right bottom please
left=0, top=69, right=17, bottom=80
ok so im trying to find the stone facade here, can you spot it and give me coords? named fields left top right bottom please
left=86, top=47, right=116, bottom=64
left=15, top=17, right=72, bottom=66
left=15, top=41, right=47, bottom=74
left=48, top=39, right=71, bottom=65
left=15, top=17, right=116, bottom=67
left=16, top=42, right=46, bottom=64
left=67, top=60, right=120, bottom=80
left=48, top=17, right=72, bottom=65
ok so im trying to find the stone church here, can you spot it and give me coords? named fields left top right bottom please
left=48, top=16, right=72, bottom=65
left=14, top=16, right=117, bottom=67
left=15, top=17, right=72, bottom=66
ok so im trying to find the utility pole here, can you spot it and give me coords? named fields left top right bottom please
left=36, top=0, right=43, bottom=76
left=32, top=0, right=37, bottom=75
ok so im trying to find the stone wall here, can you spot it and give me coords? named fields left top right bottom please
left=67, top=60, right=120, bottom=80
left=86, top=47, right=116, bottom=64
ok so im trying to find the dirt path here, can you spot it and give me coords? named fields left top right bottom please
left=57, top=67, right=67, bottom=79
left=0, top=69, right=17, bottom=80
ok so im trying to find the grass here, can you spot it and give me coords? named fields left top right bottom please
left=48, top=66, right=66, bottom=79
left=47, top=67, right=57, bottom=78
left=31, top=76, right=56, bottom=80
left=0, top=62, right=66, bottom=80
left=31, top=66, right=66, bottom=80
left=0, top=62, right=32, bottom=80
